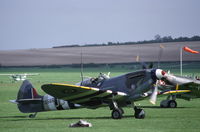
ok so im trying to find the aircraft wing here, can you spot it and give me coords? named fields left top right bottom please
left=22, top=73, right=39, bottom=76
left=42, top=83, right=127, bottom=108
left=159, top=82, right=200, bottom=98
left=0, top=74, right=14, bottom=76
left=0, top=73, right=39, bottom=76
left=160, top=90, right=191, bottom=95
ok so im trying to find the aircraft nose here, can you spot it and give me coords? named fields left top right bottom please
left=155, top=69, right=166, bottom=79
left=151, top=69, right=166, bottom=81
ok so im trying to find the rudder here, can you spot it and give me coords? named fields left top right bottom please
left=17, top=80, right=41, bottom=100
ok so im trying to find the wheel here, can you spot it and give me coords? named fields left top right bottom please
left=29, top=114, right=36, bottom=118
left=134, top=107, right=145, bottom=119
left=160, top=100, right=169, bottom=108
left=160, top=104, right=164, bottom=108
left=111, top=109, right=123, bottom=119
left=168, top=100, right=177, bottom=108
left=29, top=113, right=37, bottom=118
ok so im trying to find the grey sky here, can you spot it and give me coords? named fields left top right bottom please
left=0, top=0, right=200, bottom=50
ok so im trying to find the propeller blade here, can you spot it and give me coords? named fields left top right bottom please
left=149, top=80, right=159, bottom=105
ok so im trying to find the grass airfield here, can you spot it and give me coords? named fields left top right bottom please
left=0, top=66, right=200, bottom=132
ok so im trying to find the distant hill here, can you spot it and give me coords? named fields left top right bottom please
left=53, top=35, right=200, bottom=48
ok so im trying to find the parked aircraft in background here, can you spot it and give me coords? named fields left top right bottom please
left=157, top=73, right=200, bottom=108
left=0, top=73, right=39, bottom=82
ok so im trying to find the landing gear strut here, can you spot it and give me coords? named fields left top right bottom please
left=109, top=101, right=146, bottom=119
left=29, top=112, right=37, bottom=118
left=160, top=95, right=177, bottom=108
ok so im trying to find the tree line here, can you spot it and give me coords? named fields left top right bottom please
left=53, top=35, right=200, bottom=48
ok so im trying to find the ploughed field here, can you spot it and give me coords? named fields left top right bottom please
left=0, top=41, right=200, bottom=66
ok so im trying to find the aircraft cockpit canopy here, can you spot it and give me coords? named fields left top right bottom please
left=80, top=73, right=110, bottom=87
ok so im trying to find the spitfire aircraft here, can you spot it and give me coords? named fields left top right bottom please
left=157, top=72, right=200, bottom=108
left=0, top=73, right=39, bottom=82
left=10, top=67, right=200, bottom=119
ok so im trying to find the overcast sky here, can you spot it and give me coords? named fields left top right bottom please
left=0, top=0, right=200, bottom=50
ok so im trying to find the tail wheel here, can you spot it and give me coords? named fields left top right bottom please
left=29, top=114, right=36, bottom=118
left=28, top=112, right=37, bottom=118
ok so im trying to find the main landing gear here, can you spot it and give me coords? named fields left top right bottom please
left=29, top=112, right=37, bottom=118
left=111, top=108, right=123, bottom=119
left=110, top=101, right=145, bottom=119
left=160, top=95, right=177, bottom=108
left=134, top=106, right=145, bottom=119
left=110, top=101, right=124, bottom=119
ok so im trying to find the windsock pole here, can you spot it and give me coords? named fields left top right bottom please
left=180, top=47, right=183, bottom=76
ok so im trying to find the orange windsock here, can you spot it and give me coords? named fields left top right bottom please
left=183, top=46, right=199, bottom=54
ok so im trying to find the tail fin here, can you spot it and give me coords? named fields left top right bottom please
left=17, top=80, right=41, bottom=100
left=16, top=80, right=43, bottom=113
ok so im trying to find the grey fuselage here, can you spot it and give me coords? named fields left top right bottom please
left=164, top=74, right=200, bottom=85
left=81, top=69, right=156, bottom=101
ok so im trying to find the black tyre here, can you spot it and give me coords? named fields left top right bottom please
left=135, top=108, right=145, bottom=119
left=168, top=100, right=177, bottom=108
left=160, top=104, right=164, bottom=108
left=111, top=109, right=123, bottom=119
left=29, top=114, right=35, bottom=118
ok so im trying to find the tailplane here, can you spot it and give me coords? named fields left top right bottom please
left=11, top=80, right=79, bottom=117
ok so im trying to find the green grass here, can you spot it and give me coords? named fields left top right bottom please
left=0, top=67, right=200, bottom=132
